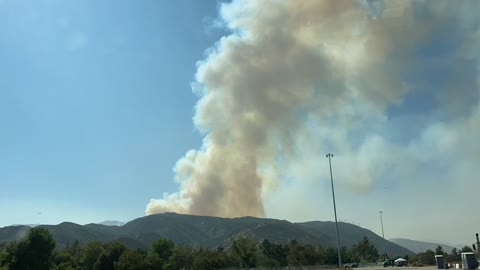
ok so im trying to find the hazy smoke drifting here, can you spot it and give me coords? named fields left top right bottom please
left=146, top=0, right=480, bottom=218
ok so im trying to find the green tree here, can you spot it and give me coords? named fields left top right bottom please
left=350, top=237, right=379, bottom=262
left=316, top=245, right=327, bottom=265
left=65, top=240, right=81, bottom=257
left=145, top=254, right=163, bottom=270
left=53, top=250, right=78, bottom=269
left=287, top=242, right=318, bottom=266
left=150, top=238, right=175, bottom=263
left=449, top=248, right=461, bottom=262
left=258, top=240, right=288, bottom=267
left=461, top=246, right=473, bottom=253
left=2, top=227, right=56, bottom=270
left=415, top=249, right=436, bottom=265
left=272, top=242, right=288, bottom=266
left=115, top=249, right=150, bottom=270
left=341, top=246, right=352, bottom=263
left=287, top=241, right=302, bottom=266
left=325, top=247, right=338, bottom=265
left=192, top=249, right=235, bottom=270
left=435, top=245, right=444, bottom=255
left=0, top=249, right=7, bottom=268
left=165, top=246, right=194, bottom=270
left=304, top=244, right=319, bottom=265
left=27, top=227, right=56, bottom=269
left=94, top=241, right=127, bottom=270
left=232, top=236, right=258, bottom=268
left=54, top=263, right=77, bottom=270
left=79, top=241, right=105, bottom=270
left=1, top=241, right=29, bottom=270
left=258, top=240, right=278, bottom=267
left=94, top=253, right=111, bottom=270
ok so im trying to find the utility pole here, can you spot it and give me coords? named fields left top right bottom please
left=475, top=233, right=480, bottom=258
left=327, top=153, right=342, bottom=269
left=379, top=211, right=387, bottom=259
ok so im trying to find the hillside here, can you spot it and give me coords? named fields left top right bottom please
left=297, top=221, right=409, bottom=256
left=390, top=238, right=456, bottom=254
left=0, top=213, right=413, bottom=256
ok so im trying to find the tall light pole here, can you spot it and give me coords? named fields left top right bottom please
left=327, top=153, right=342, bottom=269
left=474, top=233, right=480, bottom=259
left=379, top=211, right=387, bottom=259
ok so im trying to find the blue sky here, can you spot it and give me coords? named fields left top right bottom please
left=1, top=0, right=479, bottom=246
left=0, top=0, right=225, bottom=225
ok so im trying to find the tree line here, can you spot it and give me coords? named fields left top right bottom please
left=0, top=227, right=386, bottom=270
left=410, top=245, right=475, bottom=266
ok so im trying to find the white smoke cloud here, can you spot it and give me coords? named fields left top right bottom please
left=147, top=0, right=480, bottom=230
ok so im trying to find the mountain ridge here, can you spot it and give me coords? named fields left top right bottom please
left=1, top=213, right=414, bottom=256
left=390, top=238, right=456, bottom=253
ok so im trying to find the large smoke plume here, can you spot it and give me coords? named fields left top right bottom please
left=146, top=0, right=480, bottom=219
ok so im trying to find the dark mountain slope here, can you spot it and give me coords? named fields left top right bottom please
left=297, top=221, right=413, bottom=256
left=0, top=213, right=414, bottom=256
left=390, top=238, right=456, bottom=254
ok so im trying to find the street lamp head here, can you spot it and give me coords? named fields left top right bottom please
left=326, top=153, right=334, bottom=157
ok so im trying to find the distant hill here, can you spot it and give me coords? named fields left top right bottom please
left=97, top=221, right=125, bottom=226
left=10, top=224, right=40, bottom=228
left=0, top=213, right=413, bottom=256
left=0, top=225, right=30, bottom=243
left=390, top=238, right=456, bottom=253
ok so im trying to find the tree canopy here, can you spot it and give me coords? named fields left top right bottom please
left=0, top=228, right=395, bottom=269
left=0, top=227, right=55, bottom=270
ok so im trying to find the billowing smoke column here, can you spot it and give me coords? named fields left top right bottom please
left=146, top=0, right=480, bottom=218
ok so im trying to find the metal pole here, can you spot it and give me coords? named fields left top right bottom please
left=476, top=233, right=480, bottom=258
left=379, top=211, right=387, bottom=259
left=327, top=153, right=342, bottom=269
